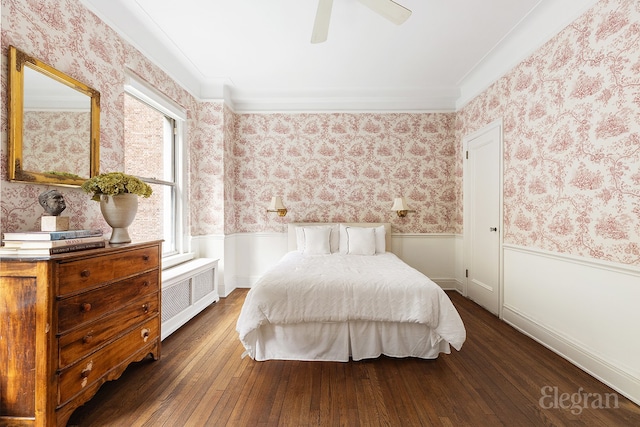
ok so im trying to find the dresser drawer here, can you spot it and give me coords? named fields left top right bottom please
left=58, top=270, right=158, bottom=333
left=57, top=246, right=159, bottom=296
left=58, top=296, right=159, bottom=369
left=57, top=316, right=159, bottom=406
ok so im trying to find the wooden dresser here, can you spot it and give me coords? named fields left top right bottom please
left=0, top=240, right=162, bottom=427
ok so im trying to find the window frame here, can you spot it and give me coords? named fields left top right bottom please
left=123, top=72, right=192, bottom=269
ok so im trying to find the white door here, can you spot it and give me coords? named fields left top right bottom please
left=464, top=121, right=502, bottom=315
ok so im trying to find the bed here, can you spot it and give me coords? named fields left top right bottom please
left=236, top=223, right=466, bottom=362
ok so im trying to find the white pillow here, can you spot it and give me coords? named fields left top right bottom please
left=296, top=225, right=339, bottom=253
left=344, top=226, right=376, bottom=255
left=339, top=224, right=349, bottom=254
left=339, top=224, right=386, bottom=254
left=327, top=224, right=340, bottom=252
left=374, top=225, right=386, bottom=254
left=302, top=226, right=331, bottom=254
left=296, top=227, right=305, bottom=251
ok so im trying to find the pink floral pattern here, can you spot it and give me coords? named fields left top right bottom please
left=1, top=0, right=201, bottom=235
left=189, top=101, right=226, bottom=235
left=227, top=113, right=457, bottom=234
left=457, top=0, right=640, bottom=264
left=1, top=0, right=122, bottom=233
left=22, top=111, right=90, bottom=175
left=1, top=0, right=638, bottom=266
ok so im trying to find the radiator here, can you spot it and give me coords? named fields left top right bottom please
left=161, top=258, right=219, bottom=340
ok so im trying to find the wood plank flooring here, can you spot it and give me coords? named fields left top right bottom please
left=68, top=289, right=640, bottom=426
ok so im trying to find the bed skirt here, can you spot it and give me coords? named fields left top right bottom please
left=245, top=320, right=452, bottom=362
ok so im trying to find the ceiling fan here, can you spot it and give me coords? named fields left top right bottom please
left=311, top=0, right=412, bottom=43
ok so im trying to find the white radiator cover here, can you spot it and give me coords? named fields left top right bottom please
left=161, top=258, right=219, bottom=340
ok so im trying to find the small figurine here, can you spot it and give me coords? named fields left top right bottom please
left=38, top=189, right=67, bottom=216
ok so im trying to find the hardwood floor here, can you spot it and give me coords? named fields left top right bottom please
left=68, top=289, right=640, bottom=426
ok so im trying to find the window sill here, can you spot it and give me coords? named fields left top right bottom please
left=162, top=252, right=196, bottom=270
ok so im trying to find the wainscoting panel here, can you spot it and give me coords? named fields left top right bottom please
left=503, top=244, right=640, bottom=405
left=208, top=232, right=459, bottom=295
left=390, top=233, right=460, bottom=291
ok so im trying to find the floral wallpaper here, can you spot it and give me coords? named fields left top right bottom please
left=0, top=0, right=201, bottom=236
left=189, top=101, right=225, bottom=236
left=457, top=0, right=640, bottom=265
left=227, top=112, right=458, bottom=234
left=1, top=0, right=121, bottom=233
left=223, top=104, right=239, bottom=235
left=22, top=111, right=90, bottom=175
left=1, top=0, right=638, bottom=266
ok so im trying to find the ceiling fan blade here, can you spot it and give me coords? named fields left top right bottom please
left=311, top=0, right=333, bottom=43
left=357, top=0, right=412, bottom=25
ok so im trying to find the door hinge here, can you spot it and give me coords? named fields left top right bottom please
left=466, top=150, right=468, bottom=159
left=465, top=269, right=468, bottom=278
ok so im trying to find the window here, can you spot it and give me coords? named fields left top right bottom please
left=124, top=73, right=190, bottom=267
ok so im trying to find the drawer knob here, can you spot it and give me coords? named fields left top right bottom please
left=80, top=269, right=91, bottom=278
left=81, top=303, right=92, bottom=313
left=141, top=328, right=150, bottom=342
left=142, top=303, right=149, bottom=313
left=142, top=255, right=150, bottom=261
left=143, top=281, right=149, bottom=287
left=80, top=361, right=94, bottom=388
left=82, top=334, right=94, bottom=344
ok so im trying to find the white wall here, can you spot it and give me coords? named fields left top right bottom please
left=390, top=233, right=461, bottom=292
left=502, top=245, right=640, bottom=405
left=195, top=233, right=461, bottom=297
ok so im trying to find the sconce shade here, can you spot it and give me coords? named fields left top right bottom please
left=391, top=197, right=411, bottom=217
left=391, top=197, right=410, bottom=211
left=267, top=196, right=288, bottom=217
left=268, top=196, right=286, bottom=211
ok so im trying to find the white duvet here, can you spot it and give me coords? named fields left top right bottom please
left=237, top=251, right=466, bottom=357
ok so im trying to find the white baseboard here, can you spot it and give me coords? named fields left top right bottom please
left=503, top=245, right=640, bottom=405
left=432, top=278, right=463, bottom=292
left=503, top=305, right=640, bottom=406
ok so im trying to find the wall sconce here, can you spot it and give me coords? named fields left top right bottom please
left=267, top=196, right=288, bottom=217
left=391, top=197, right=412, bottom=217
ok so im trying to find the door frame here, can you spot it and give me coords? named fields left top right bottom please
left=462, top=118, right=504, bottom=318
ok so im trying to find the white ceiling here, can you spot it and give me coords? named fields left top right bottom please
left=80, top=0, right=596, bottom=112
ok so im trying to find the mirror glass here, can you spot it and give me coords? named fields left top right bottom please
left=8, top=46, right=100, bottom=186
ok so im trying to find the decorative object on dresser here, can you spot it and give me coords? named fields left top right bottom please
left=0, top=238, right=106, bottom=255
left=2, top=229, right=103, bottom=241
left=98, top=193, right=139, bottom=244
left=0, top=240, right=162, bottom=427
left=1, top=229, right=105, bottom=256
left=38, top=189, right=70, bottom=231
left=81, top=172, right=153, bottom=244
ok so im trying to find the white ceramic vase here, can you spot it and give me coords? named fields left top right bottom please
left=99, top=193, right=138, bottom=244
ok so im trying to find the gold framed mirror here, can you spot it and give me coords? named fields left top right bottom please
left=8, top=45, right=100, bottom=186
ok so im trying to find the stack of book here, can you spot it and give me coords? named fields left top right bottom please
left=0, top=229, right=105, bottom=255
